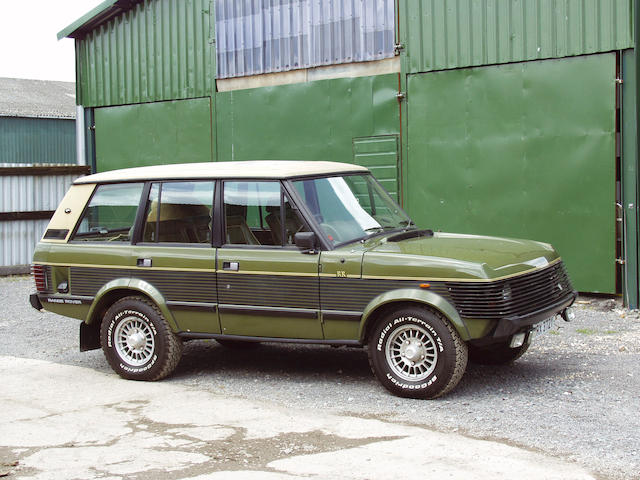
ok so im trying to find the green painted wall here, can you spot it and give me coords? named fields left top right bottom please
left=0, top=117, right=75, bottom=165
left=216, top=74, right=399, bottom=163
left=76, top=0, right=214, bottom=107
left=401, top=0, right=633, bottom=75
left=405, top=53, right=616, bottom=293
left=94, top=97, right=212, bottom=172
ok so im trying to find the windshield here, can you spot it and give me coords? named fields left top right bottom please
left=292, top=174, right=414, bottom=246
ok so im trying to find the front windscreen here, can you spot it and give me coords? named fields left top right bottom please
left=292, top=174, right=413, bottom=246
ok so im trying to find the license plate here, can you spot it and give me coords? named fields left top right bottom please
left=531, top=317, right=554, bottom=338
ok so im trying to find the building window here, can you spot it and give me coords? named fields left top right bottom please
left=215, top=0, right=395, bottom=79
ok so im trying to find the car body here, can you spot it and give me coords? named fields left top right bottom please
left=30, top=161, right=576, bottom=398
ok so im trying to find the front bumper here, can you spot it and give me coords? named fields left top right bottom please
left=491, top=290, right=578, bottom=338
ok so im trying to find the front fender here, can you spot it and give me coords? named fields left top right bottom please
left=359, top=288, right=471, bottom=342
left=86, top=278, right=178, bottom=331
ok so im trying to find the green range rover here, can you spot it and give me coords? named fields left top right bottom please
left=30, top=161, right=576, bottom=399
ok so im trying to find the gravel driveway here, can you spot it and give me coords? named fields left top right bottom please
left=1, top=275, right=638, bottom=479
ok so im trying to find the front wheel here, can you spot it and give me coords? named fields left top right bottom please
left=367, top=307, right=468, bottom=399
left=100, top=296, right=183, bottom=381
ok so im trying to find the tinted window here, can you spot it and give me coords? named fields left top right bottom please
left=72, top=183, right=143, bottom=242
left=142, top=181, right=214, bottom=244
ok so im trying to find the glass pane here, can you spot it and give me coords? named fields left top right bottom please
left=143, top=182, right=214, bottom=244
left=224, top=181, right=281, bottom=246
left=72, top=183, right=143, bottom=242
left=293, top=174, right=411, bottom=246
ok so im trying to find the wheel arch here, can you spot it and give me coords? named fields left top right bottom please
left=359, top=289, right=471, bottom=343
left=85, top=278, right=178, bottom=331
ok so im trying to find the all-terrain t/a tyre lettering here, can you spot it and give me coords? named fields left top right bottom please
left=367, top=307, right=468, bottom=399
left=100, top=296, right=183, bottom=381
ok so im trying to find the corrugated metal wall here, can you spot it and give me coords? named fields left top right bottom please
left=0, top=172, right=82, bottom=270
left=0, top=117, right=76, bottom=164
left=76, top=0, right=214, bottom=107
left=215, top=0, right=395, bottom=79
left=401, top=0, right=634, bottom=74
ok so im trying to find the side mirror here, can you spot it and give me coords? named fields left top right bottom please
left=294, top=232, right=317, bottom=252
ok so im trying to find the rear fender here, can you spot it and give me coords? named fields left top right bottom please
left=86, top=278, right=178, bottom=331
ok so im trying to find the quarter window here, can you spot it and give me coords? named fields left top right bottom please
left=142, top=182, right=214, bottom=244
left=72, top=183, right=144, bottom=242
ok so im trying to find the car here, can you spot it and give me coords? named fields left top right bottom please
left=29, top=161, right=576, bottom=399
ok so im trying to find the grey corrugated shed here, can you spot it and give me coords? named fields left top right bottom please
left=0, top=78, right=76, bottom=119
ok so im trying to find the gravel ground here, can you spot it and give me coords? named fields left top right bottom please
left=1, top=275, right=639, bottom=479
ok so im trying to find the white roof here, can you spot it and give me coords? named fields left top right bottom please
left=74, top=161, right=369, bottom=184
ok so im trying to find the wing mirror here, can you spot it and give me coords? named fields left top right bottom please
left=294, top=232, right=317, bottom=253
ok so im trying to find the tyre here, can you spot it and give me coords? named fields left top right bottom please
left=367, top=307, right=468, bottom=399
left=215, top=338, right=261, bottom=349
left=468, top=341, right=530, bottom=365
left=100, top=296, right=183, bottom=381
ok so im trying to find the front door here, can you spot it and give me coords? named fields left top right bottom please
left=217, top=180, right=322, bottom=339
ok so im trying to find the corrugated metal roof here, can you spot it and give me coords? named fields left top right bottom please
left=0, top=78, right=76, bottom=119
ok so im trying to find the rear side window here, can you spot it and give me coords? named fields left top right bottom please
left=72, top=183, right=144, bottom=242
left=142, top=181, right=215, bottom=244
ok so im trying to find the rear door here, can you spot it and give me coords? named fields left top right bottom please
left=131, top=180, right=218, bottom=334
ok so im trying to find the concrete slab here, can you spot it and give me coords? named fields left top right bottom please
left=0, top=356, right=595, bottom=480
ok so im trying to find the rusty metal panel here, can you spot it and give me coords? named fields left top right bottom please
left=402, top=0, right=633, bottom=74
left=215, top=0, right=395, bottom=79
left=405, top=53, right=617, bottom=293
left=76, top=0, right=214, bottom=107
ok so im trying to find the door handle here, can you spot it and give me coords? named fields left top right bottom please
left=223, top=261, right=239, bottom=271
left=137, top=258, right=152, bottom=267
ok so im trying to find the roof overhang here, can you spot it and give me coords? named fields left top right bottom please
left=57, top=0, right=143, bottom=40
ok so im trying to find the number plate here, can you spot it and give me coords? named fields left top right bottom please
left=530, top=317, right=554, bottom=339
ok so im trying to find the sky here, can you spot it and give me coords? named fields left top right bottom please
left=0, top=0, right=105, bottom=82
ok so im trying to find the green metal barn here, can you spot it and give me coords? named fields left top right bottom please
left=59, top=0, right=640, bottom=305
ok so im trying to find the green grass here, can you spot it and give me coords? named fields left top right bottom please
left=549, top=330, right=560, bottom=335
left=576, top=328, right=597, bottom=335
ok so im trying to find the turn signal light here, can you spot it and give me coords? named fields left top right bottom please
left=419, top=283, right=431, bottom=289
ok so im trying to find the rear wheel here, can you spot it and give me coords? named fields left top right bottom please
left=367, top=306, right=468, bottom=399
left=468, top=341, right=530, bottom=365
left=100, top=296, right=183, bottom=381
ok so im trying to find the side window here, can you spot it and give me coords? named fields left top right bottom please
left=143, top=181, right=214, bottom=244
left=72, top=183, right=143, bottom=242
left=224, top=181, right=307, bottom=246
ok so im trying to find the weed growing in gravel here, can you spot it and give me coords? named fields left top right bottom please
left=576, top=328, right=598, bottom=335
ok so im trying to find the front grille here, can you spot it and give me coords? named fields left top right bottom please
left=445, top=261, right=573, bottom=320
